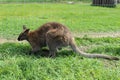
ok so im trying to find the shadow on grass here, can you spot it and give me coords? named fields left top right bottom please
left=0, top=42, right=75, bottom=58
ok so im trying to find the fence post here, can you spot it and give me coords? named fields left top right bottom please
left=118, top=0, right=120, bottom=3
left=92, top=0, right=117, bottom=7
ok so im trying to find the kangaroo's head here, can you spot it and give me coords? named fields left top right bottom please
left=17, top=25, right=30, bottom=41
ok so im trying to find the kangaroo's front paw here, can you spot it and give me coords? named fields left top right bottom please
left=28, top=50, right=37, bottom=55
left=28, top=51, right=33, bottom=55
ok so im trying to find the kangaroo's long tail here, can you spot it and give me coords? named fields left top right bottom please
left=70, top=38, right=119, bottom=60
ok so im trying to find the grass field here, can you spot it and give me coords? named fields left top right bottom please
left=0, top=3, right=120, bottom=80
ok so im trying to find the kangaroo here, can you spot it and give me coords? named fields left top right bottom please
left=18, top=22, right=119, bottom=60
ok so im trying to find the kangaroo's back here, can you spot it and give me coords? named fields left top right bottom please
left=36, top=22, right=70, bottom=36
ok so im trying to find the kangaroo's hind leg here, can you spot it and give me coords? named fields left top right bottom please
left=46, top=29, right=61, bottom=58
left=46, top=38, right=57, bottom=57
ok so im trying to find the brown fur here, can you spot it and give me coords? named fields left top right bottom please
left=18, top=22, right=119, bottom=60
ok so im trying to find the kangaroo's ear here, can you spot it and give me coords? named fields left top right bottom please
left=23, top=25, right=27, bottom=30
left=24, top=29, right=30, bottom=33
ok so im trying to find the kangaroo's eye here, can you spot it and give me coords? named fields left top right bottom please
left=23, top=33, right=26, bottom=36
left=19, top=33, right=25, bottom=37
left=22, top=33, right=26, bottom=36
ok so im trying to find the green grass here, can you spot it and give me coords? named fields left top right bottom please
left=0, top=42, right=120, bottom=80
left=0, top=3, right=120, bottom=80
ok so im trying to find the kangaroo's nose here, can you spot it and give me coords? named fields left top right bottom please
left=17, top=37, right=20, bottom=41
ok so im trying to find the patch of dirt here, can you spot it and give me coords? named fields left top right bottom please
left=0, top=38, right=18, bottom=44
left=73, top=32, right=120, bottom=38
